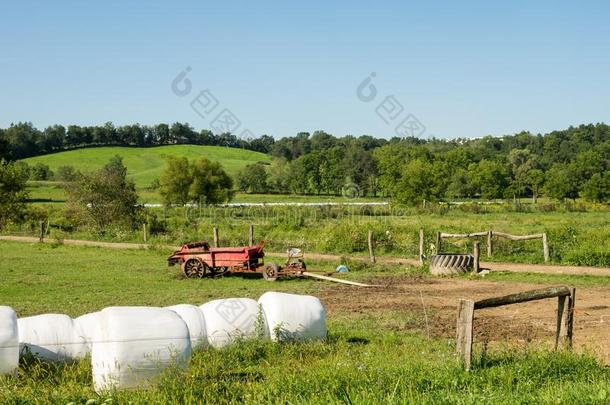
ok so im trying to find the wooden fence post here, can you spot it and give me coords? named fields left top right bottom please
left=419, top=228, right=425, bottom=266
left=436, top=232, right=441, bottom=254
left=368, top=230, right=376, bottom=264
left=542, top=233, right=550, bottom=263
left=566, top=288, right=576, bottom=348
left=473, top=242, right=480, bottom=273
left=249, top=224, right=254, bottom=246
left=486, top=230, right=493, bottom=257
left=213, top=227, right=219, bottom=247
left=142, top=223, right=148, bottom=243
left=555, top=295, right=566, bottom=350
left=39, top=220, right=45, bottom=243
left=456, top=299, right=475, bottom=371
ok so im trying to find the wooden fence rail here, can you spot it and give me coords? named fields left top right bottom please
left=438, top=230, right=550, bottom=262
left=457, top=286, right=575, bottom=370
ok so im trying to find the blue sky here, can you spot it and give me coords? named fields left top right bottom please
left=1, top=1, right=609, bottom=139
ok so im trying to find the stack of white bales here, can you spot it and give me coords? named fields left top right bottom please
left=6, top=291, right=326, bottom=391
left=17, top=314, right=89, bottom=362
left=0, top=306, right=19, bottom=375
left=92, top=307, right=192, bottom=391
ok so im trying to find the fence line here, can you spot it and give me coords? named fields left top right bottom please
left=437, top=230, right=550, bottom=262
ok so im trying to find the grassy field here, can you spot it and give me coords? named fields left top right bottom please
left=16, top=207, right=605, bottom=267
left=1, top=241, right=609, bottom=403
left=25, top=182, right=387, bottom=205
left=22, top=145, right=271, bottom=188
left=7, top=206, right=610, bottom=267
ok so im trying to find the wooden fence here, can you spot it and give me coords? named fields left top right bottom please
left=436, top=230, right=550, bottom=262
left=456, top=286, right=575, bottom=370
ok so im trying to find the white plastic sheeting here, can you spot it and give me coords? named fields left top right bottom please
left=17, top=314, right=89, bottom=362
left=92, top=307, right=191, bottom=392
left=0, top=306, right=19, bottom=374
left=200, top=298, right=265, bottom=348
left=165, top=304, right=207, bottom=349
left=74, top=312, right=101, bottom=352
left=258, top=292, right=326, bottom=342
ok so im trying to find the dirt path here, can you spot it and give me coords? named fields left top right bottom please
left=283, top=251, right=610, bottom=277
left=318, top=275, right=610, bottom=364
left=2, top=235, right=610, bottom=276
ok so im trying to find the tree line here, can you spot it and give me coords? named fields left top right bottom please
left=0, top=122, right=276, bottom=159
left=2, top=121, right=609, bottom=204
left=236, top=124, right=610, bottom=203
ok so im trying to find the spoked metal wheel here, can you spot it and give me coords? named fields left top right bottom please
left=263, top=262, right=279, bottom=281
left=183, top=259, right=207, bottom=278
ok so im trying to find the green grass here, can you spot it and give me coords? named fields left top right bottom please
left=22, top=145, right=271, bottom=188
left=7, top=206, right=610, bottom=267
left=0, top=242, right=322, bottom=317
left=1, top=241, right=609, bottom=403
left=231, top=193, right=387, bottom=203
left=24, top=185, right=388, bottom=205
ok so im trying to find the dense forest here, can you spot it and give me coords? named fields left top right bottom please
left=1, top=122, right=609, bottom=203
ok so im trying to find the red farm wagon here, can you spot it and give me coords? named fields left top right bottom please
left=167, top=241, right=306, bottom=281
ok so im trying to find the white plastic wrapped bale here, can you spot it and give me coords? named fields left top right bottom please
left=258, top=292, right=326, bottom=342
left=18, top=314, right=89, bottom=362
left=200, top=298, right=265, bottom=348
left=164, top=304, right=207, bottom=349
left=0, top=306, right=19, bottom=374
left=74, top=312, right=101, bottom=352
left=92, top=307, right=192, bottom=392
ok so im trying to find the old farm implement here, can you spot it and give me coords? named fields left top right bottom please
left=167, top=241, right=306, bottom=281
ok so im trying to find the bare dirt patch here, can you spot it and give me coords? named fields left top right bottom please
left=318, top=274, right=610, bottom=364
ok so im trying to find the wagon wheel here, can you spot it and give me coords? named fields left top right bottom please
left=183, top=259, right=207, bottom=278
left=263, top=262, right=279, bottom=281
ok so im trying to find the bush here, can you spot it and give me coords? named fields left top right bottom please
left=54, top=165, right=78, bottom=182
left=0, top=159, right=29, bottom=228
left=64, top=155, right=139, bottom=230
left=159, top=156, right=233, bottom=205
left=30, top=162, right=53, bottom=180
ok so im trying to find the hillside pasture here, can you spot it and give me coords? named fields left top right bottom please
left=22, top=145, right=271, bottom=188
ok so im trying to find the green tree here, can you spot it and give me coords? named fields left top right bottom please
left=159, top=157, right=234, bottom=205
left=469, top=160, right=509, bottom=200
left=527, top=169, right=545, bottom=203
left=236, top=162, right=269, bottom=193
left=544, top=164, right=580, bottom=201
left=507, top=148, right=537, bottom=201
left=0, top=159, right=29, bottom=228
left=159, top=156, right=192, bottom=205
left=267, top=157, right=291, bottom=193
left=394, top=159, right=438, bottom=205
left=65, top=156, right=139, bottom=229
left=189, top=158, right=234, bottom=204
left=446, top=168, right=474, bottom=200
left=31, top=162, right=54, bottom=180
left=582, top=172, right=610, bottom=203
left=55, top=165, right=78, bottom=182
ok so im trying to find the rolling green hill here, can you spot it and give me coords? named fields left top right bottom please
left=22, top=145, right=271, bottom=188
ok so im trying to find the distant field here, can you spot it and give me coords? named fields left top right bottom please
left=22, top=145, right=271, bottom=188
left=25, top=182, right=387, bottom=205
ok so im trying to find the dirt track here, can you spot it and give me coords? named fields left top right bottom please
left=318, top=275, right=610, bottom=364
left=2, top=235, right=610, bottom=277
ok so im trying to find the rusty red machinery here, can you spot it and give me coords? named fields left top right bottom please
left=167, top=241, right=306, bottom=281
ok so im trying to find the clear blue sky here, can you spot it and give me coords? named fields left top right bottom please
left=1, top=1, right=608, bottom=139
